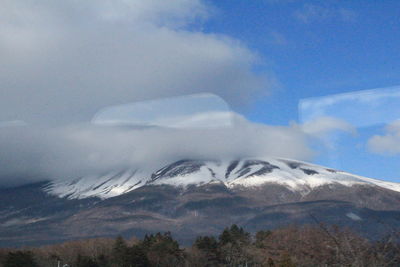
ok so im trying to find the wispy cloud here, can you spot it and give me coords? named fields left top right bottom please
left=294, top=4, right=356, bottom=24
left=268, top=31, right=289, bottom=46
left=299, top=86, right=400, bottom=128
left=92, top=94, right=234, bottom=128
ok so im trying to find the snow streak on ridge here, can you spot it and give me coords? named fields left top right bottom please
left=44, top=158, right=400, bottom=199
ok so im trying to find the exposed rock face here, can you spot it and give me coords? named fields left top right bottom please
left=1, top=158, right=400, bottom=247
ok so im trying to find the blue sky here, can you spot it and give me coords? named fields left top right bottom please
left=200, top=0, right=400, bottom=181
left=202, top=0, right=399, bottom=121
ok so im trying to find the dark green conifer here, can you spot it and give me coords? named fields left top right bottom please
left=3, top=251, right=38, bottom=267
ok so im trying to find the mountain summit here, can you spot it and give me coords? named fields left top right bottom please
left=45, top=158, right=400, bottom=200
left=1, top=158, right=400, bottom=247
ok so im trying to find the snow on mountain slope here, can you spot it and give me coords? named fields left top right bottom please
left=44, top=158, right=400, bottom=199
left=46, top=170, right=147, bottom=199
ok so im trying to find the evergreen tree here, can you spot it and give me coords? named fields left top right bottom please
left=218, top=225, right=252, bottom=266
left=193, top=236, right=219, bottom=266
left=112, top=236, right=129, bottom=267
left=3, top=251, right=38, bottom=267
left=218, top=224, right=250, bottom=247
left=255, top=230, right=272, bottom=248
left=142, top=232, right=184, bottom=266
left=126, top=245, right=149, bottom=267
left=96, top=254, right=110, bottom=267
left=75, top=254, right=99, bottom=267
left=194, top=236, right=218, bottom=251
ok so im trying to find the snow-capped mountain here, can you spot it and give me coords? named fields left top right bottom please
left=45, top=158, right=400, bottom=199
left=2, top=157, right=400, bottom=247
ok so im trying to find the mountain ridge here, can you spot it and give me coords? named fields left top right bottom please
left=2, top=157, right=400, bottom=247
left=44, top=158, right=400, bottom=200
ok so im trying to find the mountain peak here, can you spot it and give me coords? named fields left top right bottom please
left=44, top=158, right=400, bottom=200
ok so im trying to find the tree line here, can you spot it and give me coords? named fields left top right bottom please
left=1, top=224, right=399, bottom=267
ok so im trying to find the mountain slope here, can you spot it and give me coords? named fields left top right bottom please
left=1, top=158, right=400, bottom=247
left=45, top=158, right=400, bottom=200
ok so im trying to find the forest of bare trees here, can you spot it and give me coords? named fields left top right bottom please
left=1, top=224, right=399, bottom=267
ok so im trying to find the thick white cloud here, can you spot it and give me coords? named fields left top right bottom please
left=0, top=112, right=359, bottom=186
left=0, top=0, right=274, bottom=186
left=0, top=118, right=314, bottom=186
left=0, top=1, right=356, bottom=187
left=0, top=0, right=266, bottom=125
left=368, top=120, right=400, bottom=155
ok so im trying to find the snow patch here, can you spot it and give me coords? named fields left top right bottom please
left=346, top=212, right=362, bottom=221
